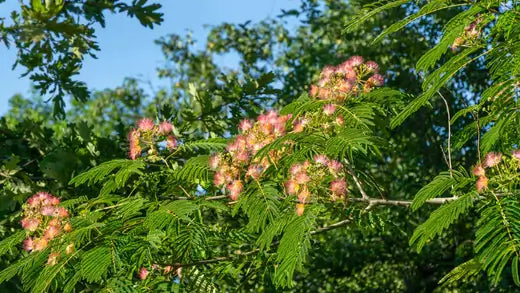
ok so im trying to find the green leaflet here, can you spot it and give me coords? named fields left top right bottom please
left=80, top=246, right=112, bottom=283
left=169, top=155, right=211, bottom=184
left=410, top=194, right=475, bottom=252
left=69, top=159, right=145, bottom=188
left=274, top=212, right=315, bottom=287
left=475, top=197, right=520, bottom=285
left=411, top=169, right=470, bottom=211
left=439, top=258, right=482, bottom=286
left=0, top=230, right=26, bottom=258
left=344, top=0, right=409, bottom=32
left=233, top=181, right=281, bottom=233
left=371, top=0, right=463, bottom=44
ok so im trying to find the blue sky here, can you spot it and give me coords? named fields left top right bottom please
left=0, top=0, right=300, bottom=115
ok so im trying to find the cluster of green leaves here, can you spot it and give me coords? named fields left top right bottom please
left=0, top=0, right=163, bottom=117
left=348, top=0, right=520, bottom=287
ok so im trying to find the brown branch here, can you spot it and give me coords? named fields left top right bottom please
left=347, top=196, right=458, bottom=208
left=170, top=192, right=459, bottom=209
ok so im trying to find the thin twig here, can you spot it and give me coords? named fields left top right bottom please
left=343, top=158, right=369, bottom=200
left=437, top=90, right=453, bottom=177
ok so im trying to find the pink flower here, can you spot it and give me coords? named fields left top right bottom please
left=465, top=22, right=479, bottom=36
left=137, top=118, right=155, bottom=131
left=330, top=179, right=347, bottom=196
left=21, top=217, right=40, bottom=232
left=337, top=60, right=352, bottom=72
left=472, top=165, right=485, bottom=177
left=295, top=172, right=310, bottom=184
left=64, top=222, right=73, bottom=232
left=365, top=61, right=379, bottom=73
left=228, top=180, right=243, bottom=201
left=335, top=114, right=344, bottom=126
left=349, top=56, right=364, bottom=67
left=296, top=203, right=305, bottom=216
left=451, top=37, right=464, bottom=52
left=292, top=118, right=307, bottom=133
left=48, top=218, right=60, bottom=227
left=26, top=197, right=36, bottom=207
left=321, top=65, right=336, bottom=79
left=363, top=83, right=373, bottom=93
left=128, top=129, right=141, bottom=160
left=23, top=237, right=33, bottom=252
left=327, top=160, right=343, bottom=173
left=337, top=82, right=352, bottom=94
left=49, top=196, right=60, bottom=206
left=368, top=74, right=384, bottom=87
left=239, top=119, right=254, bottom=132
left=235, top=151, right=249, bottom=163
left=323, top=104, right=336, bottom=116
left=246, top=165, right=262, bottom=180
left=298, top=187, right=310, bottom=203
left=47, top=252, right=60, bottom=266
left=129, top=144, right=142, bottom=160
left=476, top=176, right=488, bottom=193
left=166, top=136, right=177, bottom=150
left=41, top=206, right=55, bottom=216
left=158, top=121, right=173, bottom=135
left=273, top=123, right=286, bottom=136
left=285, top=179, right=298, bottom=195
left=44, top=225, right=61, bottom=240
left=139, top=267, right=150, bottom=280
left=213, top=172, right=226, bottom=186
left=32, top=237, right=48, bottom=251
left=512, top=150, right=520, bottom=160
left=484, top=152, right=502, bottom=168
left=56, top=207, right=69, bottom=218
left=309, top=85, right=319, bottom=97
left=314, top=154, right=329, bottom=165
left=164, top=265, right=173, bottom=274
left=318, top=87, right=331, bottom=100
left=344, top=68, right=357, bottom=80
left=209, top=154, right=220, bottom=170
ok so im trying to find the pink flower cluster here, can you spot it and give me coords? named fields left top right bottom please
left=452, top=18, right=482, bottom=51
left=210, top=111, right=292, bottom=200
left=309, top=56, right=384, bottom=102
left=284, top=155, right=347, bottom=216
left=138, top=265, right=181, bottom=280
left=471, top=151, right=520, bottom=193
left=21, top=192, right=73, bottom=264
left=128, top=118, right=177, bottom=160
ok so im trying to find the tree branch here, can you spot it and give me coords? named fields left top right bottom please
left=347, top=196, right=458, bottom=208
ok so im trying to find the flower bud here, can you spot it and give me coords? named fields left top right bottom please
left=476, top=176, right=488, bottom=193
left=139, top=267, right=150, bottom=280
left=296, top=203, right=305, bottom=216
